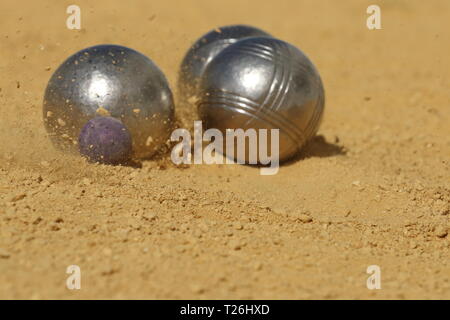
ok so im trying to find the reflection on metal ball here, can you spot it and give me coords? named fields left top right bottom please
left=178, top=25, right=271, bottom=102
left=79, top=117, right=132, bottom=165
left=43, top=44, right=174, bottom=159
left=197, top=37, right=325, bottom=162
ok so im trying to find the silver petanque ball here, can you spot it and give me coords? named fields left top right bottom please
left=43, top=44, right=174, bottom=159
left=197, top=37, right=325, bottom=163
left=178, top=24, right=271, bottom=102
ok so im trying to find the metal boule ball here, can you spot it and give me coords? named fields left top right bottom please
left=43, top=44, right=174, bottom=159
left=197, top=37, right=325, bottom=163
left=178, top=24, right=271, bottom=103
left=79, top=116, right=132, bottom=165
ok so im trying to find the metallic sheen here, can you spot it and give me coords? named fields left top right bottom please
left=197, top=37, right=325, bottom=162
left=178, top=25, right=271, bottom=102
left=43, top=44, right=174, bottom=159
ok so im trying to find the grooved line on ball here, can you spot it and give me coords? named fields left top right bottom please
left=262, top=41, right=292, bottom=114
left=201, top=91, right=305, bottom=147
left=248, top=48, right=279, bottom=125
left=230, top=42, right=276, bottom=62
left=204, top=90, right=305, bottom=145
left=232, top=48, right=274, bottom=62
left=242, top=42, right=313, bottom=74
left=239, top=42, right=276, bottom=54
left=241, top=41, right=292, bottom=132
left=275, top=43, right=323, bottom=141
left=236, top=41, right=323, bottom=143
left=200, top=99, right=303, bottom=150
left=235, top=42, right=314, bottom=114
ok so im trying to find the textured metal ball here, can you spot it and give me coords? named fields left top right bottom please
left=178, top=25, right=271, bottom=102
left=43, top=44, right=174, bottom=159
left=197, top=37, right=325, bottom=162
left=79, top=117, right=132, bottom=165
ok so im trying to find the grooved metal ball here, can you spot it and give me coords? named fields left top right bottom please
left=178, top=25, right=271, bottom=102
left=43, top=44, right=174, bottom=159
left=197, top=37, right=325, bottom=162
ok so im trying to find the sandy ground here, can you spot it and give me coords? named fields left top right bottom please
left=0, top=0, right=449, bottom=299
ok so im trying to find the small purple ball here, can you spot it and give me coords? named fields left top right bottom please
left=78, top=117, right=132, bottom=165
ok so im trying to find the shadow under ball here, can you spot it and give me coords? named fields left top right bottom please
left=178, top=25, right=271, bottom=102
left=197, top=37, right=325, bottom=163
left=43, top=44, right=174, bottom=159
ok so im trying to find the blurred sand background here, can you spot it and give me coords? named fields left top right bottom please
left=0, top=0, right=449, bottom=299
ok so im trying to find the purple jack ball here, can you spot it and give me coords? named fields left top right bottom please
left=79, top=117, right=132, bottom=165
